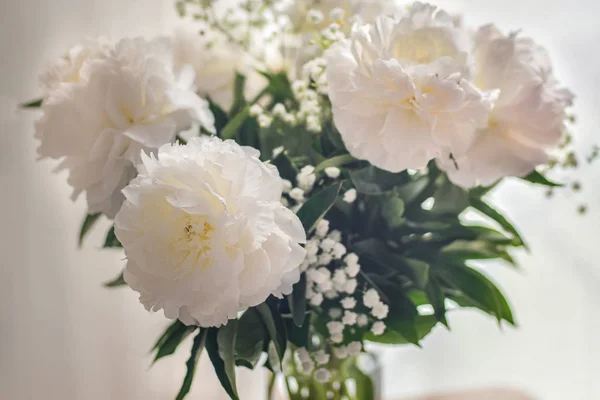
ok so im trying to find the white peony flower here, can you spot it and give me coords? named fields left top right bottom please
left=437, top=25, right=574, bottom=187
left=36, top=37, right=215, bottom=218
left=326, top=4, right=495, bottom=173
left=114, top=136, right=307, bottom=327
left=40, top=37, right=111, bottom=97
left=172, top=23, right=266, bottom=111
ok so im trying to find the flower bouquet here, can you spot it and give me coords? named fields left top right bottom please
left=25, top=1, right=583, bottom=399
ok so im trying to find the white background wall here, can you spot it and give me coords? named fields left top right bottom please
left=1, top=1, right=599, bottom=399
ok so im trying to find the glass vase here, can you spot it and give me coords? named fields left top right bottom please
left=269, top=351, right=381, bottom=400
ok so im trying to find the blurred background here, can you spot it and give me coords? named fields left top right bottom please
left=1, top=0, right=599, bottom=399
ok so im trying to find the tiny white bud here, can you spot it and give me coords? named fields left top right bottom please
left=328, top=230, right=342, bottom=242
left=343, top=278, right=357, bottom=294
left=272, top=103, right=287, bottom=117
left=327, top=321, right=345, bottom=335
left=330, top=332, right=343, bottom=344
left=332, top=242, right=347, bottom=259
left=372, top=301, right=389, bottom=319
left=272, top=146, right=285, bottom=158
left=318, top=252, right=333, bottom=266
left=341, top=297, right=356, bottom=309
left=281, top=179, right=293, bottom=193
left=310, top=292, right=324, bottom=306
left=289, top=187, right=305, bottom=201
left=300, top=165, right=315, bottom=175
left=316, top=219, right=329, bottom=237
left=345, top=262, right=360, bottom=278
left=342, top=311, right=357, bottom=326
left=325, top=167, right=341, bottom=179
left=297, top=347, right=311, bottom=363
left=307, top=9, right=324, bottom=24
left=333, top=346, right=349, bottom=359
left=329, top=308, right=343, bottom=319
left=343, top=188, right=357, bottom=203
left=329, top=7, right=345, bottom=21
left=302, top=360, right=316, bottom=373
left=363, top=288, right=380, bottom=308
left=320, top=238, right=336, bottom=252
left=347, top=341, right=362, bottom=356
left=257, top=114, right=273, bottom=128
left=249, top=104, right=263, bottom=117
left=314, top=350, right=330, bottom=365
left=315, top=368, right=332, bottom=383
left=356, top=314, right=369, bottom=327
left=371, top=321, right=386, bottom=336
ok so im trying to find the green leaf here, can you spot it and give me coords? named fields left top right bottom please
left=153, top=320, right=195, bottom=363
left=217, top=321, right=239, bottom=399
left=221, top=106, right=250, bottom=140
left=103, top=271, right=126, bottom=288
left=103, top=226, right=122, bottom=248
left=271, top=151, right=299, bottom=184
left=176, top=329, right=206, bottom=400
left=425, top=280, right=447, bottom=326
left=20, top=98, right=43, bottom=108
left=381, top=193, right=405, bottom=229
left=207, top=97, right=229, bottom=133
left=285, top=313, right=311, bottom=349
left=78, top=213, right=101, bottom=247
left=206, top=327, right=239, bottom=400
left=365, top=315, right=438, bottom=345
left=314, top=154, right=357, bottom=173
left=352, top=239, right=430, bottom=290
left=395, top=175, right=430, bottom=205
left=287, top=274, right=307, bottom=327
left=439, top=263, right=514, bottom=325
left=349, top=166, right=407, bottom=195
left=256, top=300, right=287, bottom=362
left=235, top=309, right=266, bottom=369
left=442, top=240, right=513, bottom=263
left=469, top=197, right=527, bottom=248
left=229, top=72, right=247, bottom=116
left=522, top=170, right=563, bottom=187
left=296, top=182, right=342, bottom=233
left=432, top=176, right=469, bottom=215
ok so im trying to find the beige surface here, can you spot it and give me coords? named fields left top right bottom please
left=405, top=389, right=536, bottom=400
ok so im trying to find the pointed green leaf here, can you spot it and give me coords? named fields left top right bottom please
left=314, top=154, right=357, bottom=173
left=349, top=166, right=407, bottom=195
left=364, top=315, right=438, bottom=345
left=272, top=152, right=299, bottom=184
left=235, top=309, right=266, bottom=369
left=20, top=98, right=43, bottom=108
left=522, top=170, right=563, bottom=187
left=206, top=327, right=239, bottom=400
left=381, top=193, right=405, bottom=229
left=207, top=97, right=229, bottom=133
left=469, top=196, right=527, bottom=249
left=256, top=301, right=287, bottom=362
left=152, top=320, right=195, bottom=363
left=425, top=280, right=447, bottom=326
left=79, top=213, right=101, bottom=247
left=217, top=321, right=239, bottom=399
left=103, top=226, right=122, bottom=248
left=287, top=274, right=307, bottom=327
left=440, top=263, right=514, bottom=325
left=103, top=271, right=126, bottom=288
left=296, top=182, right=342, bottom=233
left=229, top=72, right=247, bottom=116
left=221, top=106, right=250, bottom=140
left=176, top=329, right=206, bottom=400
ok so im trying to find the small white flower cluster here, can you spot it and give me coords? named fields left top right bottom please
left=293, top=339, right=361, bottom=383
left=280, top=164, right=319, bottom=210
left=302, top=57, right=328, bottom=95
left=293, top=80, right=323, bottom=132
left=304, top=219, right=359, bottom=304
left=248, top=80, right=323, bottom=133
